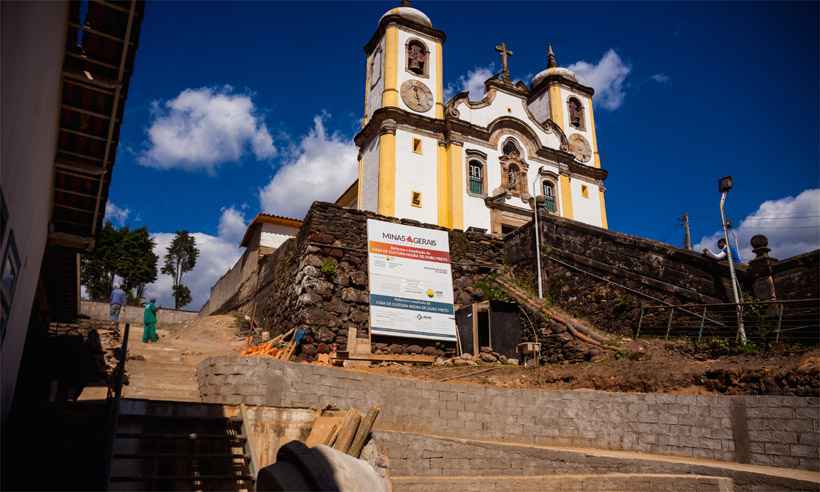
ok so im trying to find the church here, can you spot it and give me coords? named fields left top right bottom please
left=335, top=1, right=609, bottom=235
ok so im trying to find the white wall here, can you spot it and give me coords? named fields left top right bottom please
left=1, top=1, right=68, bottom=421
left=571, top=179, right=602, bottom=227
left=366, top=39, right=385, bottom=123
left=361, top=138, right=379, bottom=213
left=394, top=129, right=438, bottom=224
left=260, top=223, right=299, bottom=250
left=527, top=89, right=550, bottom=124
left=396, top=28, right=439, bottom=118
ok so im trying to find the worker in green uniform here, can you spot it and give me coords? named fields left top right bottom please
left=143, top=299, right=159, bottom=343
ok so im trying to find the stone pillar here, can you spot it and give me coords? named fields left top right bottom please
left=748, top=235, right=778, bottom=301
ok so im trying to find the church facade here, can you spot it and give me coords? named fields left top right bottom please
left=336, top=3, right=609, bottom=235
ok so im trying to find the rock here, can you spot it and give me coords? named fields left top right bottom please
left=334, top=335, right=347, bottom=345
left=480, top=346, right=493, bottom=354
left=127, top=354, right=145, bottom=361
left=316, top=343, right=331, bottom=354
left=328, top=298, right=349, bottom=315
left=422, top=346, right=438, bottom=356
left=505, top=358, right=519, bottom=366
left=479, top=352, right=498, bottom=363
left=388, top=344, right=405, bottom=354
left=498, top=354, right=508, bottom=363
left=373, top=343, right=389, bottom=352
left=341, top=288, right=368, bottom=304
left=298, top=292, right=322, bottom=305
left=317, top=327, right=335, bottom=343
left=349, top=271, right=368, bottom=287
left=434, top=357, right=447, bottom=366
left=302, top=343, right=317, bottom=356
left=304, top=255, right=323, bottom=267
left=460, top=353, right=473, bottom=360
left=453, top=358, right=473, bottom=367
left=406, top=345, right=423, bottom=354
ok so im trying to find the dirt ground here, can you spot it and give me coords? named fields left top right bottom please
left=354, top=339, right=820, bottom=396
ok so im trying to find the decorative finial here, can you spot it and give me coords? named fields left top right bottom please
left=547, top=43, right=558, bottom=68
left=495, top=42, right=514, bottom=81
left=400, top=0, right=412, bottom=6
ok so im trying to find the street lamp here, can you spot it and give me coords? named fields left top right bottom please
left=717, top=175, right=747, bottom=345
left=532, top=168, right=544, bottom=299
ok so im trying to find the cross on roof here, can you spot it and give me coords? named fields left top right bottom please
left=495, top=42, right=513, bottom=81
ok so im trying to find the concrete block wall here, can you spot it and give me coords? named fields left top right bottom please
left=197, top=356, right=820, bottom=471
left=80, top=300, right=199, bottom=324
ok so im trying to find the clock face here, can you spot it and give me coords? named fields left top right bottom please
left=400, top=80, right=433, bottom=113
left=569, top=134, right=592, bottom=163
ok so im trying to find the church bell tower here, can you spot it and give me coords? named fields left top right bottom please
left=356, top=1, right=448, bottom=224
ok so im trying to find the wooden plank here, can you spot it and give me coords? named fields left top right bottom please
left=332, top=409, right=361, bottom=454
left=348, top=407, right=380, bottom=458
left=471, top=303, right=479, bottom=357
left=334, top=352, right=435, bottom=364
left=305, top=415, right=341, bottom=447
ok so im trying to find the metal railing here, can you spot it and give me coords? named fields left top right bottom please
left=635, top=299, right=819, bottom=344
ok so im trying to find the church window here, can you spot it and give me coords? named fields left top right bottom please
left=568, top=97, right=585, bottom=130
left=542, top=181, right=557, bottom=213
left=502, top=139, right=521, bottom=158
left=406, top=39, right=429, bottom=77
left=581, top=184, right=589, bottom=198
left=411, top=191, right=422, bottom=208
left=468, top=160, right=483, bottom=195
left=412, top=138, right=422, bottom=154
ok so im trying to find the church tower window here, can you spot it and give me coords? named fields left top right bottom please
left=568, top=97, right=585, bottom=130
left=468, top=160, right=484, bottom=195
left=406, top=39, right=429, bottom=77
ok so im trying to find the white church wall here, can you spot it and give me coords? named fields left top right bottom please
left=367, top=39, right=385, bottom=122
left=394, top=129, right=438, bottom=224
left=361, top=138, right=379, bottom=213
left=260, top=223, right=299, bottom=250
left=571, top=179, right=602, bottom=227
left=462, top=141, right=494, bottom=231
left=527, top=89, right=550, bottom=124
left=396, top=29, right=439, bottom=118
left=454, top=91, right=561, bottom=150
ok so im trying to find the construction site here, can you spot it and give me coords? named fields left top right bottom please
left=2, top=0, right=819, bottom=491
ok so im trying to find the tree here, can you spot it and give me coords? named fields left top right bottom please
left=161, top=231, right=199, bottom=309
left=81, top=222, right=159, bottom=304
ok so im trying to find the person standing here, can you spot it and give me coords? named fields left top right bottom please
left=109, top=285, right=126, bottom=322
left=142, top=299, right=159, bottom=343
left=703, top=237, right=742, bottom=264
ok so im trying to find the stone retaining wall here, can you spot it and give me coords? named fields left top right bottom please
left=197, top=356, right=819, bottom=471
left=80, top=300, right=199, bottom=324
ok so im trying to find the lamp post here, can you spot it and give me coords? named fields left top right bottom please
left=718, top=176, right=747, bottom=345
left=532, top=169, right=544, bottom=299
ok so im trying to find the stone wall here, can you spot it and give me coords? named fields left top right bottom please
left=505, top=212, right=743, bottom=336
left=772, top=250, right=820, bottom=301
left=197, top=356, right=820, bottom=471
left=222, top=202, right=504, bottom=357
left=80, top=300, right=199, bottom=324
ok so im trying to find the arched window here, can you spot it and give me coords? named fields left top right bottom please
left=468, top=160, right=483, bottom=195
left=502, top=139, right=521, bottom=158
left=406, top=39, right=428, bottom=77
left=568, top=97, right=585, bottom=130
left=542, top=181, right=557, bottom=213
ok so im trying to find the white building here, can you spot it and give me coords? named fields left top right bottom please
left=337, top=2, right=609, bottom=235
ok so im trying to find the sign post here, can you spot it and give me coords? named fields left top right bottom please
left=366, top=219, right=457, bottom=342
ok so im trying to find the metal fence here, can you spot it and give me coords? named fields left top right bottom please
left=635, top=299, right=819, bottom=344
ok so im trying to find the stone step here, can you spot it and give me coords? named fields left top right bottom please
left=391, top=473, right=734, bottom=492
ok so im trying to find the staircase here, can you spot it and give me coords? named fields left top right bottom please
left=109, top=399, right=254, bottom=491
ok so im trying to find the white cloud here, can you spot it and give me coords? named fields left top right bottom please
left=259, top=114, right=357, bottom=219
left=138, top=86, right=276, bottom=172
left=651, top=73, right=670, bottom=83
left=144, top=207, right=246, bottom=311
left=104, top=201, right=130, bottom=225
left=568, top=49, right=631, bottom=110
left=445, top=64, right=495, bottom=101
left=695, top=188, right=820, bottom=261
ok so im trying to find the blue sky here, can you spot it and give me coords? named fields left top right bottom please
left=103, top=1, right=819, bottom=309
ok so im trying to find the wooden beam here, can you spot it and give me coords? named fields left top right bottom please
left=63, top=71, right=119, bottom=93
left=54, top=202, right=98, bottom=215
left=48, top=231, right=94, bottom=250
left=70, top=22, right=133, bottom=46
left=58, top=149, right=107, bottom=165
left=61, top=103, right=116, bottom=121
left=56, top=158, right=107, bottom=175
left=60, top=127, right=107, bottom=142
left=334, top=352, right=435, bottom=364
left=55, top=187, right=98, bottom=199
left=89, top=0, right=134, bottom=15
left=65, top=51, right=119, bottom=71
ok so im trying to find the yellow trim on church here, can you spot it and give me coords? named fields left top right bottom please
left=436, top=142, right=450, bottom=227
left=377, top=132, right=396, bottom=216
left=560, top=175, right=573, bottom=220
left=356, top=157, right=364, bottom=209
left=435, top=41, right=444, bottom=119
left=599, top=188, right=608, bottom=229
left=549, top=84, right=564, bottom=130
left=587, top=95, right=601, bottom=168
left=447, top=143, right=464, bottom=229
left=382, top=26, right=399, bottom=108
